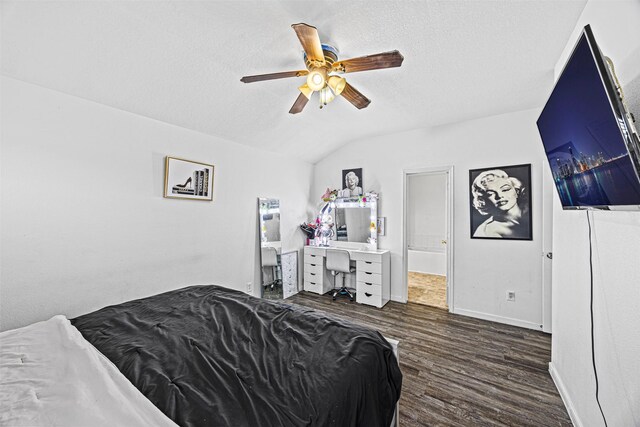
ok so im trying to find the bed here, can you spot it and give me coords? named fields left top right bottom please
left=2, top=285, right=402, bottom=427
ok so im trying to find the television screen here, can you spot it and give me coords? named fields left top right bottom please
left=537, top=25, right=640, bottom=210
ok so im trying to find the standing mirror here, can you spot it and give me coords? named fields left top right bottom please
left=258, top=198, right=282, bottom=299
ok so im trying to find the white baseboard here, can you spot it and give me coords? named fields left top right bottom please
left=390, top=294, right=407, bottom=303
left=549, top=362, right=582, bottom=427
left=407, top=270, right=446, bottom=277
left=454, top=308, right=543, bottom=331
left=390, top=301, right=543, bottom=331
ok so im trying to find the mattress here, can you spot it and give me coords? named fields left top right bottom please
left=72, top=285, right=402, bottom=427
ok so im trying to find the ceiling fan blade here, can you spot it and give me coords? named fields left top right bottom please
left=240, top=70, right=308, bottom=83
left=291, top=23, right=325, bottom=64
left=340, top=83, right=371, bottom=109
left=289, top=93, right=310, bottom=114
left=333, top=50, right=404, bottom=74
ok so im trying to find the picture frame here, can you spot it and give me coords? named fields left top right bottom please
left=164, top=156, right=214, bottom=201
left=340, top=168, right=363, bottom=198
left=377, top=217, right=386, bottom=236
left=469, top=163, right=532, bottom=240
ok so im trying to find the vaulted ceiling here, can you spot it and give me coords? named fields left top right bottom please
left=1, top=1, right=587, bottom=163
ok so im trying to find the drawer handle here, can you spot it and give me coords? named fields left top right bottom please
left=310, top=273, right=315, bottom=276
left=310, top=264, right=316, bottom=267
left=365, top=292, right=372, bottom=297
left=310, top=282, right=316, bottom=285
left=310, top=255, right=316, bottom=257
left=365, top=261, right=372, bottom=264
left=365, top=282, right=372, bottom=286
left=365, top=272, right=372, bottom=275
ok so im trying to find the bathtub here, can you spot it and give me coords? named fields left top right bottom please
left=407, top=248, right=446, bottom=276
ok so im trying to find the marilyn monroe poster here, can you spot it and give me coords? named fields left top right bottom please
left=469, top=164, right=532, bottom=240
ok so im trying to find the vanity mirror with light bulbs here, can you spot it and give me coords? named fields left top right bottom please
left=331, top=195, right=378, bottom=251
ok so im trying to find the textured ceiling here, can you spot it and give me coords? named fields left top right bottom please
left=1, top=1, right=586, bottom=163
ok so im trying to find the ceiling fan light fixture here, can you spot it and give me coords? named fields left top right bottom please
left=306, top=68, right=326, bottom=91
left=298, top=83, right=313, bottom=100
left=319, top=87, right=335, bottom=107
left=327, top=75, right=346, bottom=96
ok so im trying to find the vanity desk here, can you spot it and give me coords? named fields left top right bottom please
left=306, top=192, right=390, bottom=308
left=304, top=246, right=391, bottom=308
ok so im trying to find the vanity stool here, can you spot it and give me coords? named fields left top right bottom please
left=326, top=249, right=356, bottom=301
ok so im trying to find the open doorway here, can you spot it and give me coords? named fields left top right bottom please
left=403, top=167, right=453, bottom=311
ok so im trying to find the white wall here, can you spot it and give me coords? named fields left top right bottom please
left=406, top=173, right=447, bottom=251
left=0, top=77, right=312, bottom=331
left=549, top=2, right=640, bottom=426
left=311, top=108, right=550, bottom=330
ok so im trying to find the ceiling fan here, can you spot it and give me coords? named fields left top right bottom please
left=240, top=23, right=404, bottom=114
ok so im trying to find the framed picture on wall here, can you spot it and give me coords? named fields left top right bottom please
left=377, top=217, right=386, bottom=236
left=164, top=156, right=215, bottom=201
left=340, top=168, right=363, bottom=197
left=469, top=163, right=532, bottom=240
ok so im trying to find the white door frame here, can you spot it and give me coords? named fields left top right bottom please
left=541, top=165, right=554, bottom=333
left=402, top=166, right=455, bottom=312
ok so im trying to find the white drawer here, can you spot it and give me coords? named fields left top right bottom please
left=351, top=251, right=383, bottom=263
left=304, top=279, right=322, bottom=294
left=357, top=281, right=382, bottom=296
left=304, top=270, right=323, bottom=283
left=356, top=270, right=382, bottom=285
left=304, top=253, right=322, bottom=264
left=357, top=289, right=383, bottom=307
left=304, top=262, right=323, bottom=275
left=305, top=246, right=325, bottom=256
left=356, top=260, right=382, bottom=274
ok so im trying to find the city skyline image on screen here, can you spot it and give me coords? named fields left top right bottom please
left=537, top=26, right=640, bottom=210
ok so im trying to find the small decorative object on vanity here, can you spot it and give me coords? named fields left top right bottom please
left=299, top=222, right=317, bottom=245
left=164, top=156, right=214, bottom=201
left=315, top=188, right=339, bottom=247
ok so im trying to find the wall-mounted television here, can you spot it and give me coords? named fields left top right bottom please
left=537, top=25, right=640, bottom=210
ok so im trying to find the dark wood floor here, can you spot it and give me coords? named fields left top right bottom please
left=286, top=292, right=571, bottom=427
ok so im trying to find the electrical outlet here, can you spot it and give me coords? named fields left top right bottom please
left=246, top=282, right=252, bottom=293
left=506, top=291, right=516, bottom=302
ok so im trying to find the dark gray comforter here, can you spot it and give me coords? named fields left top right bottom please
left=72, top=285, right=402, bottom=427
